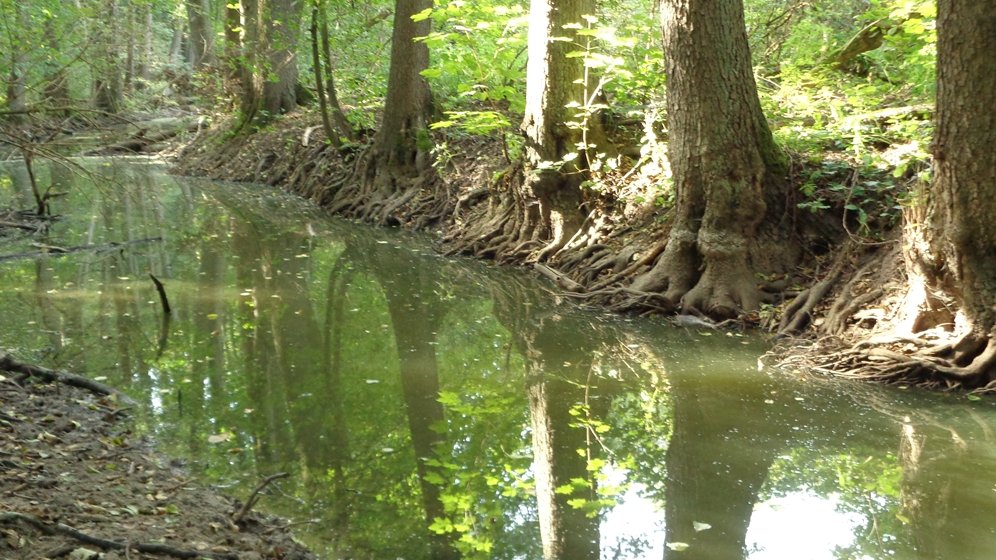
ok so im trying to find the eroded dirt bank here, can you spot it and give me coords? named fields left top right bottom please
left=172, top=112, right=989, bottom=392
left=172, top=112, right=841, bottom=324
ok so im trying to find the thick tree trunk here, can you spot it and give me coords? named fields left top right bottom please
left=240, top=0, right=302, bottom=125
left=376, top=0, right=433, bottom=170
left=324, top=0, right=440, bottom=226
left=94, top=0, right=124, bottom=113
left=186, top=0, right=215, bottom=69
left=929, top=2, right=996, bottom=333
left=631, top=0, right=788, bottom=319
left=898, top=1, right=996, bottom=385
left=518, top=0, right=610, bottom=261
left=262, top=0, right=302, bottom=115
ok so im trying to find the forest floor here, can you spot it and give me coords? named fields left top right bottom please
left=0, top=356, right=315, bottom=560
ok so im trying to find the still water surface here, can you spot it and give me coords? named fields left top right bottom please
left=1, top=159, right=995, bottom=559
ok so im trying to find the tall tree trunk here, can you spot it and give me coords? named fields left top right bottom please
left=224, top=0, right=243, bottom=80
left=5, top=4, right=29, bottom=120
left=376, top=0, right=433, bottom=170
left=138, top=5, right=153, bottom=80
left=42, top=10, right=71, bottom=109
left=520, top=0, right=603, bottom=261
left=94, top=0, right=124, bottom=113
left=325, top=0, right=438, bottom=225
left=318, top=0, right=354, bottom=140
left=168, top=13, right=185, bottom=66
left=186, top=0, right=215, bottom=69
left=631, top=0, right=789, bottom=319
left=262, top=0, right=303, bottom=115
left=310, top=2, right=344, bottom=147
left=239, top=0, right=303, bottom=126
left=124, top=4, right=137, bottom=92
left=901, top=1, right=996, bottom=385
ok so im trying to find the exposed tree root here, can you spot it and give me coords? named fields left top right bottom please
left=325, top=147, right=452, bottom=228
left=771, top=330, right=996, bottom=392
left=0, top=511, right=238, bottom=560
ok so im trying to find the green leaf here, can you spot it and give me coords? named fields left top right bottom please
left=411, top=8, right=433, bottom=22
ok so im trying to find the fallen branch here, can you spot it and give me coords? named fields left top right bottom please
left=0, top=511, right=238, bottom=560
left=232, top=472, right=290, bottom=525
left=0, top=236, right=162, bottom=262
left=534, top=263, right=583, bottom=292
left=149, top=273, right=172, bottom=314
left=0, top=353, right=136, bottom=406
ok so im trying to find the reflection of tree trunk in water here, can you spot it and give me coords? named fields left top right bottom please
left=663, top=374, right=777, bottom=560
left=321, top=260, right=353, bottom=529
left=384, top=283, right=458, bottom=560
left=527, top=356, right=601, bottom=560
left=492, top=282, right=604, bottom=560
left=266, top=234, right=326, bottom=482
left=899, top=421, right=996, bottom=558
left=34, top=260, right=64, bottom=357
left=233, top=220, right=293, bottom=465
left=188, top=219, right=227, bottom=423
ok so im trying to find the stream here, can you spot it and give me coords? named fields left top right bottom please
left=1, top=158, right=995, bottom=559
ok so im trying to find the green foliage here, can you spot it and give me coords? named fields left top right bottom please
left=744, top=0, right=936, bottom=238
left=416, top=2, right=528, bottom=114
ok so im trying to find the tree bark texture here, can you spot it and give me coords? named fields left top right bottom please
left=632, top=0, right=788, bottom=318
left=262, top=0, right=302, bottom=115
left=376, top=0, right=433, bottom=170
left=928, top=1, right=996, bottom=333
left=521, top=0, right=600, bottom=260
left=94, top=0, right=124, bottom=113
left=186, top=0, right=215, bottom=69
left=240, top=0, right=303, bottom=125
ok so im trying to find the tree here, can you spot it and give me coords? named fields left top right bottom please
left=630, top=0, right=789, bottom=318
left=899, top=1, right=996, bottom=386
left=519, top=0, right=606, bottom=261
left=310, top=0, right=355, bottom=147
left=440, top=0, right=610, bottom=262
left=186, top=0, right=215, bottom=69
left=376, top=0, right=433, bottom=171
left=3, top=2, right=29, bottom=119
left=326, top=0, right=439, bottom=225
left=240, top=0, right=304, bottom=126
left=93, top=0, right=124, bottom=113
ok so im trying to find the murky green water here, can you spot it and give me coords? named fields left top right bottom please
left=2, top=159, right=995, bottom=560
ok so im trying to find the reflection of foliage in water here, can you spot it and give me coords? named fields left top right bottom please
left=3, top=161, right=996, bottom=560
left=761, top=449, right=909, bottom=558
